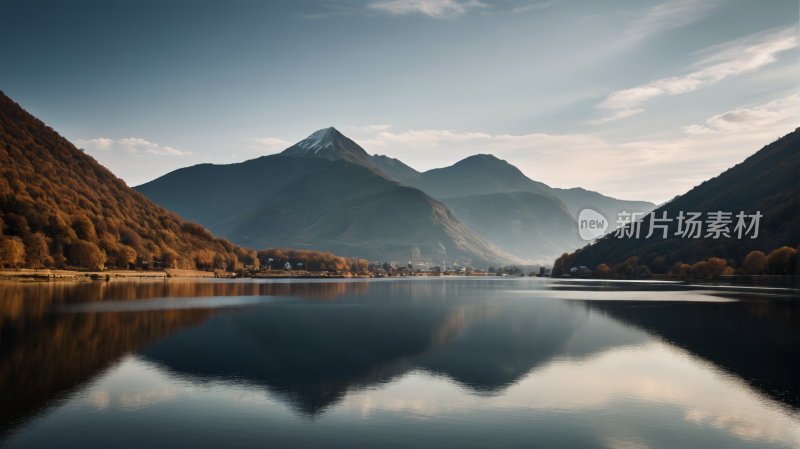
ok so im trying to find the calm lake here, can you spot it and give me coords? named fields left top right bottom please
left=0, top=278, right=798, bottom=448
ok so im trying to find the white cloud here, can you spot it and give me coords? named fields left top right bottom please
left=76, top=137, right=191, bottom=156
left=364, top=124, right=393, bottom=132
left=588, top=108, right=644, bottom=124
left=511, top=1, right=555, bottom=14
left=683, top=95, right=798, bottom=134
left=160, top=146, right=192, bottom=156
left=682, top=124, right=717, bottom=135
left=73, top=138, right=114, bottom=151
left=368, top=0, right=489, bottom=19
left=594, top=25, right=798, bottom=122
left=143, top=146, right=192, bottom=156
left=249, top=137, right=291, bottom=150
left=118, top=137, right=157, bottom=153
left=355, top=98, right=798, bottom=203
left=356, top=129, right=492, bottom=147
left=623, top=0, right=723, bottom=43
left=344, top=124, right=393, bottom=132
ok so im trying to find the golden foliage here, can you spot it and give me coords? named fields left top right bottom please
left=0, top=91, right=255, bottom=270
left=741, top=251, right=766, bottom=275
left=258, top=248, right=352, bottom=272
left=594, top=263, right=610, bottom=278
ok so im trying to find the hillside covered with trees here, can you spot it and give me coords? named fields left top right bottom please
left=0, top=91, right=257, bottom=271
left=570, top=127, right=800, bottom=275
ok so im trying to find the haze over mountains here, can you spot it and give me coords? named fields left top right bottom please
left=136, top=127, right=655, bottom=266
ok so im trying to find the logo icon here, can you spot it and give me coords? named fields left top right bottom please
left=578, top=208, right=608, bottom=241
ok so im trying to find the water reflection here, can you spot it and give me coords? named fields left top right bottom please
left=574, top=294, right=800, bottom=409
left=0, top=279, right=798, bottom=448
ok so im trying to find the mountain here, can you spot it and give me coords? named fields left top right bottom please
left=370, top=154, right=420, bottom=184
left=389, top=154, right=654, bottom=224
left=0, top=91, right=255, bottom=271
left=366, top=152, right=653, bottom=258
left=441, top=191, right=585, bottom=263
left=572, top=128, right=800, bottom=270
left=405, top=154, right=558, bottom=203
left=136, top=131, right=519, bottom=267
left=281, top=127, right=377, bottom=169
left=547, top=187, right=656, bottom=223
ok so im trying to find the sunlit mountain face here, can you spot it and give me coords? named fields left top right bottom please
left=1, top=279, right=797, bottom=448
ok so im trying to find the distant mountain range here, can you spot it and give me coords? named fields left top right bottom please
left=137, top=127, right=656, bottom=265
left=136, top=128, right=517, bottom=266
left=573, top=127, right=800, bottom=269
left=371, top=152, right=654, bottom=223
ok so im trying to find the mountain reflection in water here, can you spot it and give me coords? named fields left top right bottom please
left=0, top=278, right=798, bottom=448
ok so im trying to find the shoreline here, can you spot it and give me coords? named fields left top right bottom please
left=0, top=270, right=796, bottom=291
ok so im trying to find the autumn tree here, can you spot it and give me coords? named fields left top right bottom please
left=195, top=249, right=215, bottom=271
left=705, top=257, right=728, bottom=276
left=651, top=256, right=667, bottom=274
left=162, top=249, right=178, bottom=269
left=765, top=246, right=798, bottom=275
left=690, top=261, right=708, bottom=276
left=118, top=245, right=138, bottom=269
left=0, top=237, right=25, bottom=269
left=552, top=253, right=566, bottom=277
left=594, top=263, right=610, bottom=278
left=24, top=232, right=52, bottom=269
left=613, top=256, right=639, bottom=279
left=71, top=214, right=97, bottom=242
left=742, top=251, right=766, bottom=275
left=213, top=253, right=226, bottom=271
left=68, top=240, right=106, bottom=270
left=669, top=261, right=690, bottom=275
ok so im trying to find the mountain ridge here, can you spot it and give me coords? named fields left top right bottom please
left=281, top=127, right=377, bottom=169
left=572, top=127, right=800, bottom=270
left=136, top=143, right=521, bottom=266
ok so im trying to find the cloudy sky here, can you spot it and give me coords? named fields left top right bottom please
left=2, top=0, right=797, bottom=203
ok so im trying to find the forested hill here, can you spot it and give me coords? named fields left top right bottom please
left=572, top=128, right=800, bottom=270
left=0, top=91, right=257, bottom=271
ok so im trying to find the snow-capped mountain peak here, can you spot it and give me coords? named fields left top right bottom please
left=280, top=127, right=376, bottom=168
left=294, top=127, right=336, bottom=154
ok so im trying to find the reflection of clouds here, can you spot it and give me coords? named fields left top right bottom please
left=346, top=372, right=474, bottom=419
left=429, top=304, right=498, bottom=349
left=602, top=436, right=649, bottom=449
left=684, top=409, right=796, bottom=445
left=336, top=342, right=800, bottom=446
left=78, top=385, right=181, bottom=412
left=117, top=385, right=181, bottom=411
left=543, top=289, right=737, bottom=303
left=84, top=391, right=110, bottom=411
left=70, top=346, right=800, bottom=447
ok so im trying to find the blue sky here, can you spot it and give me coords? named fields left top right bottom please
left=2, top=0, right=797, bottom=203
